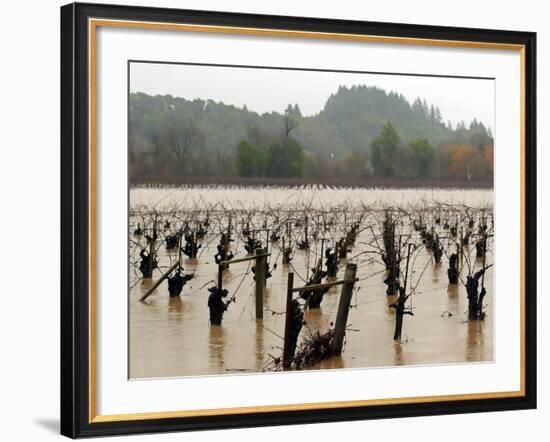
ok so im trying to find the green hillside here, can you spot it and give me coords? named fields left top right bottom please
left=129, top=85, right=493, bottom=183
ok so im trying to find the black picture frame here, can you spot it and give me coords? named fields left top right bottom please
left=61, top=2, right=537, bottom=438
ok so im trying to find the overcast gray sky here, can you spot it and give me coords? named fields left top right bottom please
left=130, top=62, right=494, bottom=130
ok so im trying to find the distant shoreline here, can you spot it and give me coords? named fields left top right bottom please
left=129, top=175, right=493, bottom=190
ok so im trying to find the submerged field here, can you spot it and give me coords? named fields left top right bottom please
left=129, top=186, right=494, bottom=379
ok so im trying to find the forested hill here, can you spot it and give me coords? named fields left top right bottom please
left=129, top=86, right=494, bottom=184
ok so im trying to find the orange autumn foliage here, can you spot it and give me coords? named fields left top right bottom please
left=484, top=144, right=494, bottom=175
left=441, top=143, right=494, bottom=180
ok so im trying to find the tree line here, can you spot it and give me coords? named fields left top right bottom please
left=129, top=86, right=493, bottom=184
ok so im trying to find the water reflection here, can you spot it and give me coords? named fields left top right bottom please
left=168, top=296, right=184, bottom=315
left=466, top=320, right=484, bottom=362
left=316, top=355, right=344, bottom=370
left=255, top=322, right=265, bottom=371
left=393, top=341, right=404, bottom=365
left=208, top=326, right=225, bottom=370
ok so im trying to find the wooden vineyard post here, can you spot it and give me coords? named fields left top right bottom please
left=226, top=217, right=232, bottom=250
left=217, top=263, right=223, bottom=291
left=304, top=216, right=308, bottom=247
left=403, top=243, right=412, bottom=293
left=481, top=233, right=487, bottom=288
left=459, top=228, right=464, bottom=270
left=146, top=219, right=157, bottom=279
left=331, top=263, right=358, bottom=355
left=146, top=238, right=153, bottom=278
left=287, top=221, right=291, bottom=241
left=215, top=250, right=270, bottom=322
left=282, top=272, right=294, bottom=368
left=178, top=230, right=183, bottom=265
left=255, top=248, right=265, bottom=320
left=192, top=230, right=198, bottom=258
left=282, top=236, right=287, bottom=264
left=339, top=237, right=348, bottom=259
left=140, top=260, right=180, bottom=302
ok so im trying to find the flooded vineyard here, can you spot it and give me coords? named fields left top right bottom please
left=129, top=186, right=494, bottom=379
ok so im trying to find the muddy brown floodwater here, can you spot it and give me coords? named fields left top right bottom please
left=129, top=186, right=493, bottom=379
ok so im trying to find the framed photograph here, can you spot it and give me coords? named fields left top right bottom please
left=60, top=2, right=537, bottom=438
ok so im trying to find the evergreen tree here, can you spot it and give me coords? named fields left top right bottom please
left=409, top=138, right=435, bottom=178
left=369, top=121, right=401, bottom=177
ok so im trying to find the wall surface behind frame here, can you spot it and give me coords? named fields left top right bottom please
left=0, top=0, right=545, bottom=441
